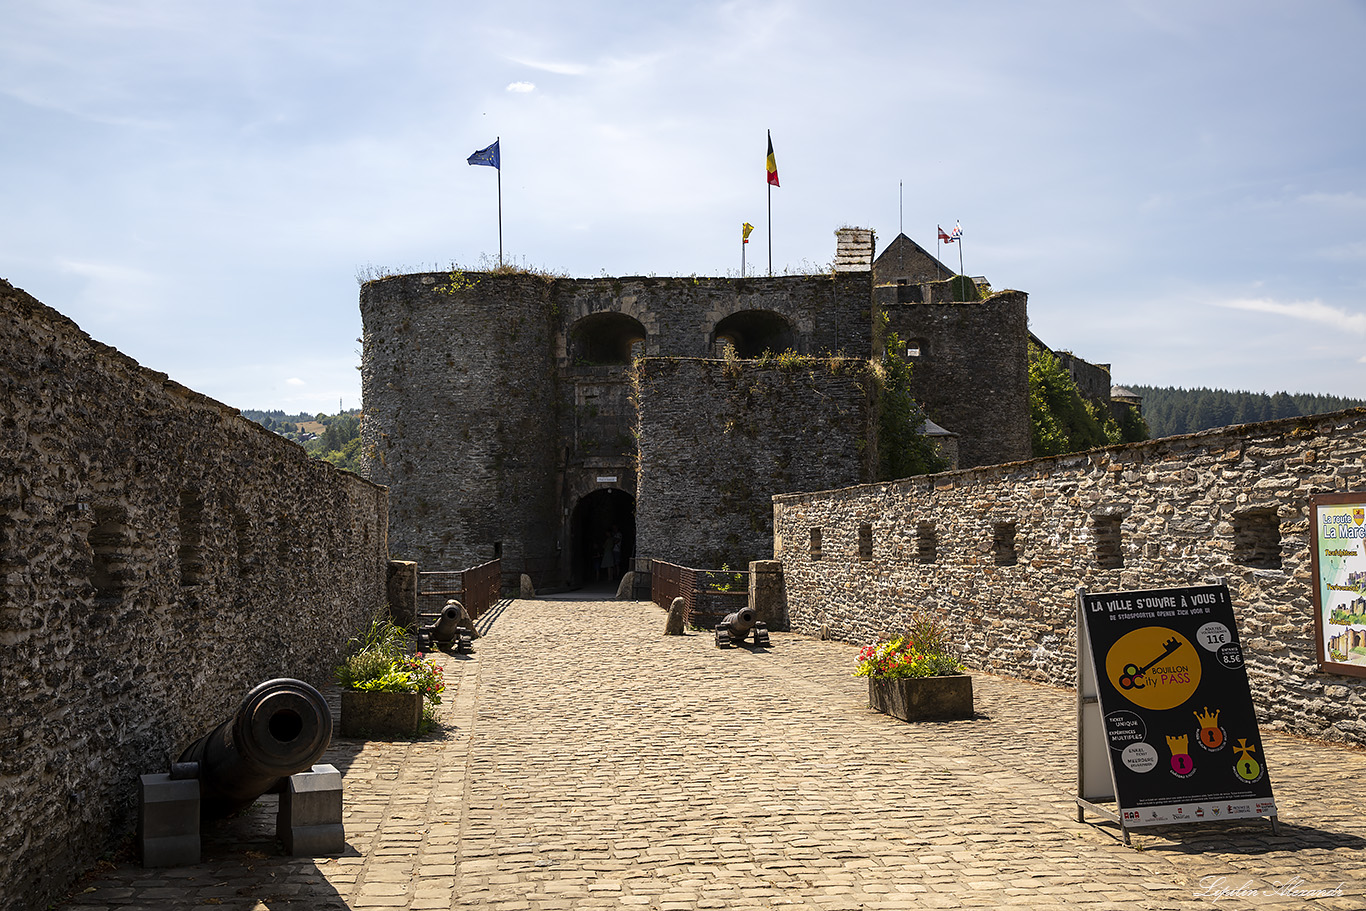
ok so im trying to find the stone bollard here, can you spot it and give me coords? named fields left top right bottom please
left=616, top=572, right=634, bottom=600
left=520, top=573, right=536, bottom=599
left=664, top=597, right=686, bottom=635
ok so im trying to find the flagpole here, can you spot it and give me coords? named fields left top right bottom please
left=496, top=136, right=503, bottom=267
left=767, top=182, right=772, bottom=277
left=899, top=181, right=903, bottom=235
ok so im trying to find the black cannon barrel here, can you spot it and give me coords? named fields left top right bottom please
left=429, top=601, right=466, bottom=643
left=178, top=678, right=332, bottom=818
left=723, top=608, right=757, bottom=636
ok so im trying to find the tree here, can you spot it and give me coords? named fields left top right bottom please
left=878, top=333, right=947, bottom=479
left=1029, top=345, right=1113, bottom=456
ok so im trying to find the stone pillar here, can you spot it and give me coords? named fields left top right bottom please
left=387, top=560, right=418, bottom=627
left=749, top=560, right=787, bottom=632
left=277, top=764, right=344, bottom=856
left=137, top=773, right=200, bottom=867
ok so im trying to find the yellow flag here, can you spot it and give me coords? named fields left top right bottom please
left=742, top=222, right=754, bottom=243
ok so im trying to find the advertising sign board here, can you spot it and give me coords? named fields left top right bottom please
left=1310, top=493, right=1366, bottom=678
left=1077, top=583, right=1276, bottom=831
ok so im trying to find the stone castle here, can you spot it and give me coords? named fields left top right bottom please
left=361, top=228, right=1067, bottom=589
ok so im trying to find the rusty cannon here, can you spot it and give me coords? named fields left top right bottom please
left=138, top=678, right=343, bottom=866
left=418, top=599, right=474, bottom=652
left=715, top=606, right=770, bottom=648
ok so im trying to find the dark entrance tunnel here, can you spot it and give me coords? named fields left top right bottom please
left=570, top=488, right=636, bottom=588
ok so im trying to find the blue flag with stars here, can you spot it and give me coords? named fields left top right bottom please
left=468, top=140, right=500, bottom=169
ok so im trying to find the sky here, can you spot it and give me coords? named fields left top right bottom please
left=3, top=0, right=1365, bottom=413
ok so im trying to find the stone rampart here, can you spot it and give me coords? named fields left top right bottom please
left=773, top=408, right=1366, bottom=746
left=0, top=279, right=388, bottom=911
left=635, top=357, right=874, bottom=570
left=878, top=290, right=1030, bottom=468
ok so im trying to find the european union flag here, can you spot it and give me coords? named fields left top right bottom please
left=468, top=140, right=500, bottom=170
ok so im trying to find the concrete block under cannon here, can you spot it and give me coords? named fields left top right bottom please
left=138, top=678, right=343, bottom=866
left=715, top=606, right=770, bottom=649
left=418, top=599, right=475, bottom=652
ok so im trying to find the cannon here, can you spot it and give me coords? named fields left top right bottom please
left=715, top=606, right=770, bottom=648
left=139, top=678, right=343, bottom=866
left=417, top=599, right=474, bottom=652
left=177, top=677, right=334, bottom=818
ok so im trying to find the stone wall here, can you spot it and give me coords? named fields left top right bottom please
left=0, top=280, right=389, bottom=911
left=361, top=266, right=873, bottom=589
left=876, top=288, right=1031, bottom=468
left=635, top=357, right=875, bottom=570
left=360, top=272, right=562, bottom=583
left=1051, top=347, right=1113, bottom=405
left=773, top=408, right=1366, bottom=746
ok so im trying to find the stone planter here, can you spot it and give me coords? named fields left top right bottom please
left=868, top=675, right=974, bottom=721
left=340, top=690, right=422, bottom=737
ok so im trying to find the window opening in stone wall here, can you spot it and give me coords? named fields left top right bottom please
left=992, top=521, right=1018, bottom=567
left=906, top=337, right=927, bottom=359
left=1093, top=515, right=1124, bottom=569
left=858, top=524, right=873, bottom=560
left=493, top=541, right=503, bottom=559
left=89, top=504, right=131, bottom=603
left=1233, top=509, right=1281, bottom=569
left=233, top=507, right=254, bottom=577
left=916, top=521, right=937, bottom=564
left=178, top=490, right=206, bottom=586
left=569, top=312, right=648, bottom=366
left=714, top=309, right=797, bottom=358
left=809, top=527, right=822, bottom=561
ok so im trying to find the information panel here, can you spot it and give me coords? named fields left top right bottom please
left=1310, top=493, right=1366, bottom=678
left=1080, top=583, right=1276, bottom=827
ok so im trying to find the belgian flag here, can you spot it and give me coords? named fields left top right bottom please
left=766, top=131, right=779, bottom=187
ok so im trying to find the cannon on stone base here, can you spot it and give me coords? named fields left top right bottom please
left=417, top=599, right=474, bottom=652
left=138, top=678, right=343, bottom=866
left=715, top=607, right=770, bottom=649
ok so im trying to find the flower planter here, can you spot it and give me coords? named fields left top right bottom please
left=868, top=674, right=974, bottom=721
left=340, top=690, right=422, bottom=737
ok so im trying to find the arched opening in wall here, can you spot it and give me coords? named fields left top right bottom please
left=570, top=313, right=647, bottom=366
left=904, top=337, right=928, bottom=359
left=713, top=310, right=796, bottom=358
left=569, top=488, right=636, bottom=589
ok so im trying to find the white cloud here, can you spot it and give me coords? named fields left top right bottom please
left=286, top=377, right=306, bottom=386
left=506, top=57, right=587, bottom=76
left=1214, top=297, right=1366, bottom=335
left=506, top=81, right=535, bottom=93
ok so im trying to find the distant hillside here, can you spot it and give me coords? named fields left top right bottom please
left=1130, top=386, right=1366, bottom=438
left=243, top=408, right=363, bottom=472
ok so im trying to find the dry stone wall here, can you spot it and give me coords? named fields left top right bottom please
left=0, top=280, right=388, bottom=911
left=773, top=408, right=1366, bottom=746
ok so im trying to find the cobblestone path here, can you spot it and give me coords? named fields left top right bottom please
left=58, top=598, right=1366, bottom=910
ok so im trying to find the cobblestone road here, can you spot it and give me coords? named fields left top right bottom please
left=58, top=598, right=1366, bottom=910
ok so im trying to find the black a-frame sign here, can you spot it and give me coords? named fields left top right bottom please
left=1076, top=583, right=1277, bottom=843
